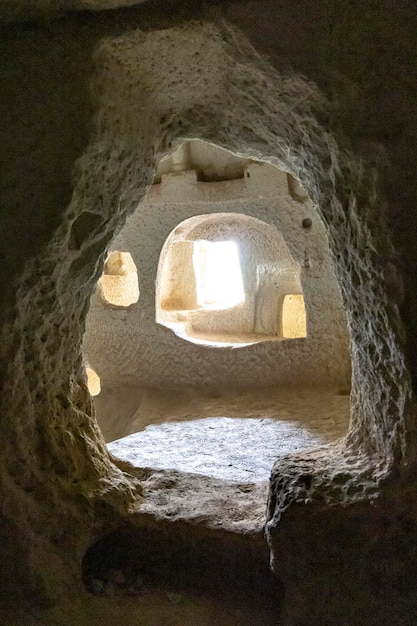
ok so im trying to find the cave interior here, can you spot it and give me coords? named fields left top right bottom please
left=1, top=2, right=417, bottom=625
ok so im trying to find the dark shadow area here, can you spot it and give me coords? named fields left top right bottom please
left=82, top=525, right=284, bottom=619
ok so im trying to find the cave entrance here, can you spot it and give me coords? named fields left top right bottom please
left=82, top=140, right=352, bottom=483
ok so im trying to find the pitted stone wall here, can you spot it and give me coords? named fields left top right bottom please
left=0, top=6, right=416, bottom=623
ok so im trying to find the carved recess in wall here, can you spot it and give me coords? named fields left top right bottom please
left=156, top=212, right=306, bottom=345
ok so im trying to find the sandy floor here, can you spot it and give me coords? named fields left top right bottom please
left=109, top=387, right=350, bottom=482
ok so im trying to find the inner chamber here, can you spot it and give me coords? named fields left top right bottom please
left=82, top=140, right=351, bottom=482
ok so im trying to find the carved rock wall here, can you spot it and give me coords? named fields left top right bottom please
left=0, top=3, right=417, bottom=623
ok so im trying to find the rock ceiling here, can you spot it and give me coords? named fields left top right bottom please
left=0, top=0, right=150, bottom=22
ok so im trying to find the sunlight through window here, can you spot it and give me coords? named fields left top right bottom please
left=193, top=241, right=245, bottom=309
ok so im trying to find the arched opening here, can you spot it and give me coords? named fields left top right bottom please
left=83, top=139, right=352, bottom=482
left=3, top=23, right=411, bottom=622
left=156, top=211, right=307, bottom=346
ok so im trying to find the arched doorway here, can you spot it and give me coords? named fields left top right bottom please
left=82, top=140, right=351, bottom=483
left=3, top=23, right=411, bottom=619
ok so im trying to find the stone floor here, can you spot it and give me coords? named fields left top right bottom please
left=108, top=387, right=350, bottom=483
left=9, top=388, right=350, bottom=626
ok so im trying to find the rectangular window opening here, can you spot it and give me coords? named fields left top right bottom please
left=193, top=241, right=245, bottom=309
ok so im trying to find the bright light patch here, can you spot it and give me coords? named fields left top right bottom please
left=86, top=367, right=101, bottom=397
left=282, top=294, right=307, bottom=338
left=99, top=251, right=139, bottom=308
left=193, top=240, right=245, bottom=309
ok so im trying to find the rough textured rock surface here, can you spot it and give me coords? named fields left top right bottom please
left=0, top=0, right=151, bottom=23
left=1, top=2, right=417, bottom=624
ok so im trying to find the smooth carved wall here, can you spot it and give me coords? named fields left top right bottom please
left=83, top=159, right=351, bottom=391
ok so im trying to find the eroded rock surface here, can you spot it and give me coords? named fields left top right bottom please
left=1, top=4, right=417, bottom=625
